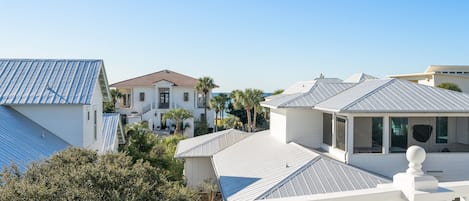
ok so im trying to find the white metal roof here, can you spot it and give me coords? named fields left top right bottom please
left=101, top=113, right=125, bottom=152
left=212, top=131, right=389, bottom=201
left=315, top=78, right=469, bottom=113
left=0, top=59, right=111, bottom=104
left=0, top=106, right=69, bottom=171
left=343, top=73, right=378, bottom=83
left=262, top=80, right=355, bottom=109
left=174, top=129, right=250, bottom=158
left=257, top=156, right=390, bottom=200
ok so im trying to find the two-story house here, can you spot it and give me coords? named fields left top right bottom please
left=390, top=65, right=469, bottom=93
left=110, top=69, right=215, bottom=137
left=0, top=59, right=125, bottom=170
left=176, top=72, right=469, bottom=201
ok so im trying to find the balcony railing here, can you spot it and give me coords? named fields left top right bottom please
left=159, top=103, right=169, bottom=109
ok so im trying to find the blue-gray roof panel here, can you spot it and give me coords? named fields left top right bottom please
left=0, top=106, right=69, bottom=171
left=0, top=59, right=103, bottom=104
left=101, top=113, right=121, bottom=152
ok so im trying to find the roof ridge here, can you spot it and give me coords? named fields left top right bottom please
left=255, top=157, right=321, bottom=200
left=175, top=129, right=248, bottom=157
left=341, top=79, right=396, bottom=112
left=279, top=83, right=320, bottom=107
left=110, top=69, right=198, bottom=87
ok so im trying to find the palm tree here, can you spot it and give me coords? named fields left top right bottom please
left=251, top=89, right=264, bottom=132
left=162, top=108, right=193, bottom=135
left=223, top=115, right=242, bottom=129
left=210, top=95, right=226, bottom=132
left=218, top=93, right=230, bottom=120
left=195, top=77, right=216, bottom=123
left=231, top=89, right=261, bottom=132
left=110, top=89, right=122, bottom=112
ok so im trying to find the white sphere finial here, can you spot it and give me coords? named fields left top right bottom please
left=406, top=145, right=426, bottom=176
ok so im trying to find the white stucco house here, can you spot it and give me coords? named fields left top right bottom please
left=110, top=69, right=216, bottom=137
left=0, top=59, right=125, bottom=170
left=176, top=73, right=469, bottom=201
left=390, top=65, right=469, bottom=93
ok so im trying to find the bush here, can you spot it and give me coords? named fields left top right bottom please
left=194, top=120, right=209, bottom=136
left=437, top=82, right=462, bottom=92
left=0, top=148, right=199, bottom=201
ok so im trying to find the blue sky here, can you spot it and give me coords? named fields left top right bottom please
left=1, top=1, right=469, bottom=92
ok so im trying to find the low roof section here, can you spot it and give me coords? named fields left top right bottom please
left=101, top=113, right=125, bottom=153
left=111, top=69, right=202, bottom=88
left=0, top=59, right=111, bottom=104
left=262, top=79, right=355, bottom=109
left=175, top=129, right=250, bottom=158
left=315, top=78, right=469, bottom=113
left=0, top=106, right=70, bottom=171
left=212, top=130, right=390, bottom=201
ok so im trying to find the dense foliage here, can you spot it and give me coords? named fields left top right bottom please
left=0, top=148, right=198, bottom=201
left=123, top=122, right=185, bottom=182
left=437, top=82, right=462, bottom=92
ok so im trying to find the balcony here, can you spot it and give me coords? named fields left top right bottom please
left=158, top=103, right=169, bottom=109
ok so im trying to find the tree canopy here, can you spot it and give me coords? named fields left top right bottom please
left=0, top=147, right=198, bottom=201
left=195, top=77, right=216, bottom=124
left=163, top=108, right=193, bottom=135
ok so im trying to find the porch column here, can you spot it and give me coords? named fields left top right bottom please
left=383, top=115, right=390, bottom=154
left=332, top=113, right=337, bottom=148
left=346, top=115, right=354, bottom=155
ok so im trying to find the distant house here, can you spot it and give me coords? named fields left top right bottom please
left=390, top=65, right=469, bottom=93
left=176, top=73, right=469, bottom=201
left=110, top=69, right=216, bottom=137
left=0, top=59, right=125, bottom=169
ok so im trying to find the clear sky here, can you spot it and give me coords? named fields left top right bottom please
left=1, top=0, right=469, bottom=92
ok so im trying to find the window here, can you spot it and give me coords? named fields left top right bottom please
left=87, top=111, right=90, bottom=120
left=323, top=113, right=332, bottom=146
left=159, top=88, right=170, bottom=108
left=94, top=110, right=97, bottom=141
left=372, top=117, right=383, bottom=151
left=354, top=117, right=383, bottom=153
left=436, top=117, right=448, bottom=144
left=139, top=92, right=145, bottom=102
left=335, top=117, right=346, bottom=151
left=197, top=93, right=205, bottom=108
left=184, top=92, right=189, bottom=102
left=390, top=117, right=408, bottom=153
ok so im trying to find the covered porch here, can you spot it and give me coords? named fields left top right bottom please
left=320, top=112, right=469, bottom=181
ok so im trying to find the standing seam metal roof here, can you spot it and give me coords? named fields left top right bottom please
left=261, top=81, right=355, bottom=108
left=0, top=106, right=69, bottom=171
left=175, top=129, right=250, bottom=158
left=0, top=59, right=106, bottom=104
left=316, top=78, right=469, bottom=113
left=257, top=156, right=390, bottom=200
left=101, top=113, right=124, bottom=152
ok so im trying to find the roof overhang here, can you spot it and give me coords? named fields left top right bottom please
left=99, top=62, right=112, bottom=102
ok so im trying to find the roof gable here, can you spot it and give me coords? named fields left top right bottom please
left=316, top=78, right=469, bottom=113
left=110, top=69, right=199, bottom=87
left=0, top=59, right=109, bottom=104
left=0, top=106, right=69, bottom=171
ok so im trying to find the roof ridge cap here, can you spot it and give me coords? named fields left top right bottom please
left=341, top=79, right=396, bottom=112
left=255, top=157, right=321, bottom=200
left=175, top=129, right=249, bottom=158
left=279, top=82, right=319, bottom=107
